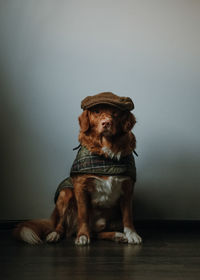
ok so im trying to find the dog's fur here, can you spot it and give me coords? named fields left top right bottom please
left=14, top=104, right=142, bottom=245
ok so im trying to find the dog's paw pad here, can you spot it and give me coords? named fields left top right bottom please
left=75, top=235, right=90, bottom=246
left=114, top=232, right=128, bottom=243
left=124, top=228, right=142, bottom=244
left=46, top=232, right=60, bottom=243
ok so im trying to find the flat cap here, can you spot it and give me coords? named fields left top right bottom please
left=81, top=92, right=134, bottom=111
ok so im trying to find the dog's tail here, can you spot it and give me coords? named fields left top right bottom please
left=13, top=208, right=58, bottom=245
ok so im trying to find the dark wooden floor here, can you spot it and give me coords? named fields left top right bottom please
left=0, top=226, right=200, bottom=280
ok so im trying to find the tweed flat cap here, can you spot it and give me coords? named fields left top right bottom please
left=81, top=92, right=134, bottom=111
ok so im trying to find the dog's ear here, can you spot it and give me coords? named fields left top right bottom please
left=122, top=112, right=136, bottom=132
left=78, top=110, right=90, bottom=133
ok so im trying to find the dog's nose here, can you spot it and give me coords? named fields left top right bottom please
left=101, top=119, right=111, bottom=128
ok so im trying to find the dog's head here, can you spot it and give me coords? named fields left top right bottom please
left=78, top=104, right=136, bottom=138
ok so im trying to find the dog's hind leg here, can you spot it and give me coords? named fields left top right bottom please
left=13, top=188, right=76, bottom=245
left=96, top=231, right=128, bottom=243
left=93, top=215, right=127, bottom=243
left=46, top=187, right=75, bottom=243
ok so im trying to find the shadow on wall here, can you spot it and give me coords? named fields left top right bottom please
left=1, top=72, right=200, bottom=220
left=134, top=151, right=200, bottom=220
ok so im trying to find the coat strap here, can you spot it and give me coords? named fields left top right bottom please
left=133, top=150, right=138, bottom=157
left=73, top=144, right=81, bottom=151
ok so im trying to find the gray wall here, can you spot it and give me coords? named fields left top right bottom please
left=1, top=0, right=200, bottom=220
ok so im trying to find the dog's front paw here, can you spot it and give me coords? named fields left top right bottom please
left=75, top=235, right=90, bottom=246
left=124, top=227, right=142, bottom=244
left=46, top=231, right=60, bottom=243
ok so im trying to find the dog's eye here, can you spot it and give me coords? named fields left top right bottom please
left=94, top=109, right=100, bottom=114
left=112, top=111, right=119, bottom=117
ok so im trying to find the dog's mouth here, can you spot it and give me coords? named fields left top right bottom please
left=100, top=127, right=114, bottom=138
left=102, top=130, right=112, bottom=136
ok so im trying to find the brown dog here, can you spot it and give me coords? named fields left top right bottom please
left=14, top=94, right=142, bottom=245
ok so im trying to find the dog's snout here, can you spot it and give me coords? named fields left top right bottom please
left=101, top=118, right=112, bottom=128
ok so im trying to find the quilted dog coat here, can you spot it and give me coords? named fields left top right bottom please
left=54, top=146, right=136, bottom=203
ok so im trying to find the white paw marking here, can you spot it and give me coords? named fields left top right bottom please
left=20, top=227, right=42, bottom=245
left=75, top=235, right=90, bottom=246
left=114, top=232, right=128, bottom=243
left=46, top=231, right=60, bottom=243
left=124, top=227, right=142, bottom=244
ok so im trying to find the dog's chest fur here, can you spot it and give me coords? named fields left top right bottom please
left=91, top=176, right=129, bottom=208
